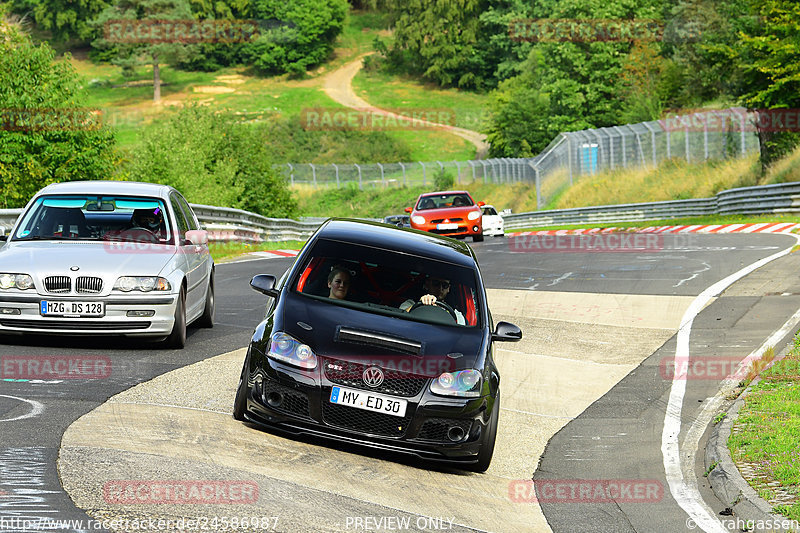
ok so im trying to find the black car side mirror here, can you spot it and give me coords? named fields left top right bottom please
left=250, top=274, right=279, bottom=298
left=492, top=321, right=522, bottom=342
left=0, top=235, right=7, bottom=242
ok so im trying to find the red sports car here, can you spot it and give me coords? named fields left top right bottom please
left=405, top=191, right=484, bottom=242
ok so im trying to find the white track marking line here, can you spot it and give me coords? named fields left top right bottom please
left=0, top=395, right=45, bottom=422
left=662, top=232, right=800, bottom=533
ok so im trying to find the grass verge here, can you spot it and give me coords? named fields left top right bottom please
left=209, top=241, right=305, bottom=263
left=728, top=334, right=800, bottom=522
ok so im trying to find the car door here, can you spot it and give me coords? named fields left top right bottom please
left=169, top=193, right=205, bottom=317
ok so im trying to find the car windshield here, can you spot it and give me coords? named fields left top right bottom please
left=292, top=239, right=481, bottom=328
left=416, top=194, right=473, bottom=210
left=482, top=207, right=498, bottom=216
left=12, top=195, right=173, bottom=244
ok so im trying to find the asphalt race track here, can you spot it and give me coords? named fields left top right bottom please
left=2, top=233, right=800, bottom=533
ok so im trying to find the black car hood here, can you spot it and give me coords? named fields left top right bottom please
left=276, top=293, right=485, bottom=377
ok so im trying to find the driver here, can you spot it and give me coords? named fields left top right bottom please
left=130, top=208, right=165, bottom=238
left=400, top=276, right=465, bottom=325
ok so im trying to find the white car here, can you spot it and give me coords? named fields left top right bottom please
left=0, top=181, right=214, bottom=348
left=481, top=205, right=504, bottom=237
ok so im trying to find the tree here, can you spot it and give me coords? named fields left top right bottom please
left=728, top=0, right=800, bottom=172
left=0, top=19, right=116, bottom=208
left=92, top=0, right=198, bottom=102
left=4, top=0, right=110, bottom=43
left=126, top=105, right=297, bottom=218
left=243, top=0, right=348, bottom=76
left=383, top=0, right=483, bottom=87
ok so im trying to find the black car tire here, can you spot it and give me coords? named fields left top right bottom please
left=197, top=273, right=214, bottom=328
left=164, top=288, right=186, bottom=349
left=472, top=234, right=484, bottom=243
left=468, top=392, right=499, bottom=473
left=233, top=354, right=250, bottom=421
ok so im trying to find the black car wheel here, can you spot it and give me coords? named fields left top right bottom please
left=233, top=352, right=250, bottom=421
left=197, top=273, right=215, bottom=328
left=164, top=288, right=186, bottom=349
left=467, top=392, right=499, bottom=473
left=472, top=234, right=484, bottom=243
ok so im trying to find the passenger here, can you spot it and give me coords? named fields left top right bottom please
left=400, top=276, right=465, bottom=325
left=328, top=266, right=351, bottom=300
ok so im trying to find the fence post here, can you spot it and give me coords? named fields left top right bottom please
left=287, top=163, right=294, bottom=186
left=332, top=163, right=339, bottom=188
left=533, top=164, right=542, bottom=209
left=355, top=164, right=362, bottom=190
left=454, top=161, right=461, bottom=184
left=420, top=162, right=426, bottom=186
left=378, top=162, right=384, bottom=187
left=740, top=111, right=747, bottom=156
left=567, top=136, right=574, bottom=185
left=704, top=118, right=709, bottom=160
left=609, top=132, right=615, bottom=170
left=481, top=160, right=487, bottom=181
left=685, top=123, right=691, bottom=163
left=643, top=122, right=657, bottom=168
left=310, top=163, right=316, bottom=186
left=470, top=160, right=476, bottom=181
left=399, top=162, right=406, bottom=186
left=666, top=128, right=671, bottom=160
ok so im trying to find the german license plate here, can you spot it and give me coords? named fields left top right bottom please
left=329, top=386, right=407, bottom=417
left=40, top=301, right=105, bottom=317
left=437, top=223, right=458, bottom=230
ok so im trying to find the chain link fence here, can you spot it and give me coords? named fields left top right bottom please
left=282, top=107, right=760, bottom=209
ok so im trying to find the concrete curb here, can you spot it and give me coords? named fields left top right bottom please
left=705, top=345, right=799, bottom=532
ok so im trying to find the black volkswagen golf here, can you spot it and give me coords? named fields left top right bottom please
left=233, top=219, right=521, bottom=471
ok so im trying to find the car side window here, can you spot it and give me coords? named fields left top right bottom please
left=169, top=195, right=189, bottom=241
left=175, top=194, right=200, bottom=231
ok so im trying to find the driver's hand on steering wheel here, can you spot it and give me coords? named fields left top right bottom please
left=420, top=294, right=437, bottom=306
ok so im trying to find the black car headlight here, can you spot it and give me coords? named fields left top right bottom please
left=430, top=369, right=482, bottom=398
left=268, top=332, right=317, bottom=370
left=0, top=273, right=34, bottom=290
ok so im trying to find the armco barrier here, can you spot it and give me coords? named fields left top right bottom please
left=1, top=182, right=799, bottom=238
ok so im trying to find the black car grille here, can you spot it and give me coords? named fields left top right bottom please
left=324, top=359, right=428, bottom=397
left=44, top=276, right=71, bottom=293
left=0, top=319, right=150, bottom=330
left=431, top=218, right=464, bottom=223
left=322, top=401, right=412, bottom=438
left=418, top=418, right=473, bottom=442
left=262, top=381, right=310, bottom=418
left=76, top=276, right=103, bottom=294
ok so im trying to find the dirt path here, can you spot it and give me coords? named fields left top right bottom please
left=322, top=53, right=489, bottom=158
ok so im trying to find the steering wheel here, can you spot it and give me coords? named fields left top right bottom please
left=409, top=300, right=458, bottom=322
left=118, top=227, right=159, bottom=243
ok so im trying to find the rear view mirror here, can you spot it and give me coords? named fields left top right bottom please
left=492, top=321, right=522, bottom=342
left=251, top=274, right=279, bottom=298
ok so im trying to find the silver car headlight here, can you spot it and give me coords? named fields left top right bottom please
left=467, top=210, right=481, bottom=221
left=113, top=276, right=171, bottom=292
left=430, top=369, right=482, bottom=398
left=268, top=332, right=317, bottom=369
left=411, top=215, right=426, bottom=225
left=0, top=273, right=35, bottom=290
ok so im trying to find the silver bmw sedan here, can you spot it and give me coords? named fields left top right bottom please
left=0, top=181, right=214, bottom=348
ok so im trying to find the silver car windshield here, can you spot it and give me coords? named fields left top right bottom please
left=12, top=195, right=173, bottom=244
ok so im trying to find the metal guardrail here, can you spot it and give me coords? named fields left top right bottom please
left=502, top=198, right=718, bottom=230
left=1, top=182, right=799, bottom=239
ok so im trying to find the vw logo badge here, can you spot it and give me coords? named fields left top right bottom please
left=363, top=366, right=384, bottom=388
